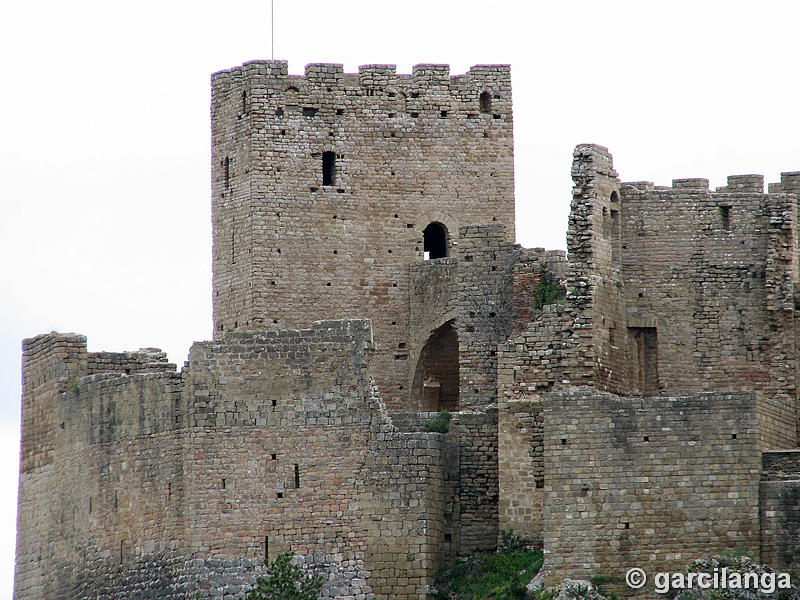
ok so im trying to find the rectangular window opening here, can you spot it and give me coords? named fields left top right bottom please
left=294, top=464, right=300, bottom=489
left=629, top=327, right=659, bottom=395
left=719, top=205, right=731, bottom=230
left=322, top=151, right=336, bottom=186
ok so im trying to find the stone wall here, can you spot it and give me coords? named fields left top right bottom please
left=497, top=397, right=543, bottom=546
left=15, top=333, right=187, bottom=600
left=16, top=321, right=458, bottom=600
left=615, top=174, right=798, bottom=435
left=211, top=61, right=515, bottom=410
left=542, top=388, right=765, bottom=583
left=760, top=450, right=800, bottom=576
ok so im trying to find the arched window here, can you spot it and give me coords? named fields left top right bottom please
left=322, top=152, right=336, bottom=186
left=423, top=222, right=447, bottom=260
left=479, top=91, right=492, bottom=113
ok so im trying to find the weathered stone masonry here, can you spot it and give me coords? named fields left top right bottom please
left=498, top=145, right=800, bottom=586
left=211, top=60, right=515, bottom=411
left=15, top=322, right=463, bottom=599
left=16, top=58, right=800, bottom=600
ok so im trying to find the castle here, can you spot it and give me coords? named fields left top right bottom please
left=13, top=60, right=800, bottom=599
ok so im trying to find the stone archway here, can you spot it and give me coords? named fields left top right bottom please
left=411, top=320, right=459, bottom=411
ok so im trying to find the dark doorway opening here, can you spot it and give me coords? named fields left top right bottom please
left=411, top=320, right=459, bottom=411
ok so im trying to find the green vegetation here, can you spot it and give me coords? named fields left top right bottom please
left=433, top=532, right=543, bottom=599
left=239, top=552, right=323, bottom=600
left=526, top=273, right=566, bottom=309
left=423, top=410, right=452, bottom=433
left=66, top=378, right=80, bottom=394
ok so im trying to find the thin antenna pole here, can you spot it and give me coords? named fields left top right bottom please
left=271, top=0, right=274, bottom=59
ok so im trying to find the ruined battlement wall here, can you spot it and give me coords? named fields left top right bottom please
left=542, top=388, right=765, bottom=585
left=616, top=175, right=797, bottom=400
left=15, top=333, right=187, bottom=600
left=532, top=146, right=799, bottom=448
left=17, top=322, right=456, bottom=599
left=211, top=60, right=515, bottom=410
left=87, top=349, right=176, bottom=375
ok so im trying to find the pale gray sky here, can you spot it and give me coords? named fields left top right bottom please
left=2, top=0, right=799, bottom=594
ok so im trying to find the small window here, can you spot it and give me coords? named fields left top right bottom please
left=479, top=91, right=492, bottom=113
left=322, top=152, right=336, bottom=186
left=719, top=205, right=731, bottom=230
left=423, top=222, right=447, bottom=259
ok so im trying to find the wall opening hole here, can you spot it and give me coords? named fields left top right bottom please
left=271, top=453, right=277, bottom=460
left=732, top=433, right=737, bottom=439
left=423, top=222, right=448, bottom=260
left=535, top=479, right=544, bottom=489
left=271, top=400, right=277, bottom=407
left=276, top=492, right=283, bottom=499
left=561, top=438, right=567, bottom=445
left=720, top=205, right=731, bottom=230
left=222, top=478, right=226, bottom=490
left=480, top=91, right=492, bottom=113
left=294, top=464, right=300, bottom=488
left=322, top=151, right=336, bottom=186
left=629, top=327, right=659, bottom=395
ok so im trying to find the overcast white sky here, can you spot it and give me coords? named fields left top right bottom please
left=2, top=0, right=799, bottom=594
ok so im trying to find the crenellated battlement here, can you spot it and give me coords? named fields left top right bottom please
left=211, top=60, right=512, bottom=118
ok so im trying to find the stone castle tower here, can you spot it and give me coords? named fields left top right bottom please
left=210, top=61, right=515, bottom=410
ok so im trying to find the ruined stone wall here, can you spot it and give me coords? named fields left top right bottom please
left=17, top=322, right=455, bottom=600
left=211, top=61, right=515, bottom=410
left=616, top=174, right=798, bottom=445
left=760, top=450, right=800, bottom=577
left=542, top=388, right=765, bottom=584
left=15, top=333, right=188, bottom=600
